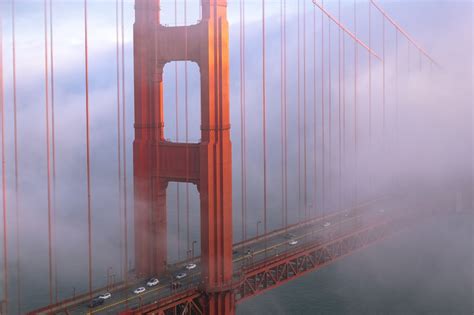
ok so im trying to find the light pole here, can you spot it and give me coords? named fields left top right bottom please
left=256, top=220, right=262, bottom=238
left=106, top=266, right=113, bottom=290
left=191, top=240, right=197, bottom=261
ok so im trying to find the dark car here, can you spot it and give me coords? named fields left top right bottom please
left=88, top=298, right=104, bottom=308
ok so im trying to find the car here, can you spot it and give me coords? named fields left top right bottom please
left=176, top=272, right=187, bottom=280
left=133, top=287, right=146, bottom=294
left=147, top=278, right=159, bottom=287
left=88, top=298, right=104, bottom=308
left=288, top=239, right=298, bottom=246
left=185, top=263, right=197, bottom=270
left=284, top=233, right=296, bottom=239
left=323, top=222, right=331, bottom=227
left=98, top=292, right=111, bottom=300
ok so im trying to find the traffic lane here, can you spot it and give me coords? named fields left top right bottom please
left=74, top=206, right=388, bottom=313
left=87, top=269, right=201, bottom=314
left=235, top=206, right=390, bottom=269
left=72, top=263, right=201, bottom=313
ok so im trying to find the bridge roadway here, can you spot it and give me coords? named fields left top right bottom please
left=33, top=199, right=390, bottom=315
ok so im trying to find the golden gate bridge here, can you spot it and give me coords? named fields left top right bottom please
left=0, top=0, right=467, bottom=314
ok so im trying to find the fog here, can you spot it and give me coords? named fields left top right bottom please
left=0, top=0, right=472, bottom=314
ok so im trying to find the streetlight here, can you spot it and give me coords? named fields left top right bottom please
left=256, top=221, right=262, bottom=238
left=192, top=240, right=197, bottom=261
left=106, top=266, right=113, bottom=290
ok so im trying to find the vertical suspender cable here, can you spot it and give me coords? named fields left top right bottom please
left=419, top=50, right=422, bottom=72
left=174, top=0, right=181, bottom=261
left=297, top=0, right=301, bottom=222
left=353, top=0, right=358, bottom=206
left=279, top=0, right=284, bottom=228
left=83, top=0, right=93, bottom=297
left=407, top=42, right=410, bottom=73
left=368, top=2, right=372, bottom=138
left=328, top=12, right=332, bottom=214
left=283, top=0, right=288, bottom=229
left=321, top=0, right=325, bottom=215
left=0, top=13, right=9, bottom=313
left=312, top=2, right=317, bottom=219
left=239, top=0, right=247, bottom=241
left=115, top=0, right=123, bottom=280
left=43, top=0, right=54, bottom=305
left=120, top=0, right=128, bottom=285
left=342, top=32, right=346, bottom=209
left=368, top=2, right=372, bottom=200
left=11, top=1, right=21, bottom=312
left=382, top=18, right=386, bottom=131
left=49, top=0, right=58, bottom=303
left=338, top=0, right=342, bottom=211
left=240, top=0, right=247, bottom=242
left=261, top=0, right=267, bottom=253
left=303, top=0, right=307, bottom=221
left=184, top=0, right=190, bottom=258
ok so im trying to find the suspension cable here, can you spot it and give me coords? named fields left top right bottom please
left=312, top=1, right=317, bottom=219
left=283, top=0, right=288, bottom=229
left=262, top=0, right=268, bottom=252
left=369, top=0, right=438, bottom=67
left=240, top=0, right=247, bottom=241
left=49, top=0, right=58, bottom=303
left=303, top=0, right=308, bottom=221
left=174, top=0, right=181, bottom=261
left=43, top=0, right=54, bottom=304
left=297, top=0, right=301, bottom=222
left=11, top=0, right=21, bottom=312
left=382, top=18, right=386, bottom=131
left=338, top=0, right=342, bottom=212
left=115, top=0, right=123, bottom=281
left=184, top=0, right=190, bottom=260
left=321, top=0, right=325, bottom=215
left=353, top=0, right=358, bottom=206
left=0, top=12, right=9, bottom=313
left=279, top=0, right=284, bottom=228
left=83, top=0, right=93, bottom=297
left=312, top=0, right=381, bottom=61
left=368, top=1, right=372, bottom=138
left=328, top=12, right=332, bottom=213
left=120, top=0, right=128, bottom=286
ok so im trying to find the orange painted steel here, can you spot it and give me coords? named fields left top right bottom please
left=133, top=0, right=234, bottom=314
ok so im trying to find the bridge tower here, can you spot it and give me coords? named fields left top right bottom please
left=133, top=0, right=234, bottom=314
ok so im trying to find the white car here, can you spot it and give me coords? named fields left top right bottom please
left=288, top=240, right=298, bottom=246
left=185, top=263, right=197, bottom=270
left=147, top=278, right=159, bottom=287
left=176, top=272, right=187, bottom=280
left=323, top=222, right=331, bottom=227
left=133, top=287, right=146, bottom=294
left=98, top=292, right=111, bottom=300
